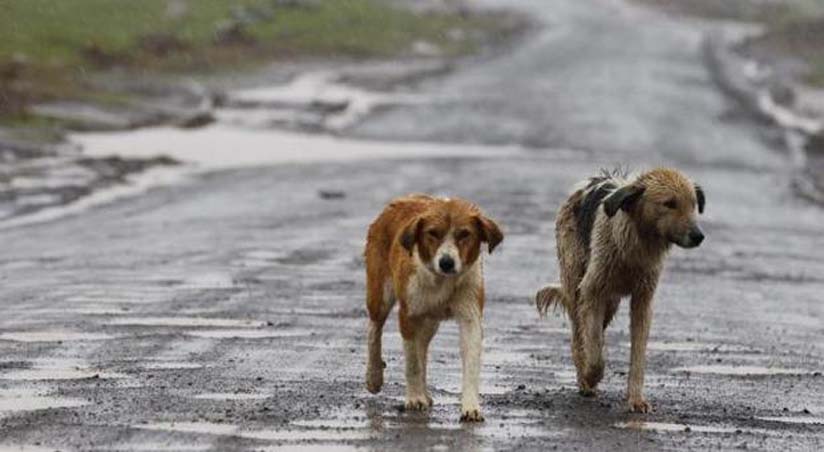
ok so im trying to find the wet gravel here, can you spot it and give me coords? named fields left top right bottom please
left=0, top=0, right=823, bottom=451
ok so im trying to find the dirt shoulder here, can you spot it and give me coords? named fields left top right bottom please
left=0, top=0, right=529, bottom=224
left=0, top=0, right=525, bottom=123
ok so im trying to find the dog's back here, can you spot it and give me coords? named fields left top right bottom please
left=538, top=171, right=626, bottom=314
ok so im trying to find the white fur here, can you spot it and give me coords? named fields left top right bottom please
left=432, top=230, right=462, bottom=275
left=405, top=248, right=484, bottom=417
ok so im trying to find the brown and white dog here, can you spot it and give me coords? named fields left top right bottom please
left=536, top=168, right=705, bottom=413
left=364, top=194, right=503, bottom=422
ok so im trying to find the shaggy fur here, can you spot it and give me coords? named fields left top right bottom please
left=536, top=168, right=705, bottom=413
left=364, top=194, right=503, bottom=422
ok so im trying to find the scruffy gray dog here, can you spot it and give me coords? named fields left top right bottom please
left=537, top=168, right=705, bottom=413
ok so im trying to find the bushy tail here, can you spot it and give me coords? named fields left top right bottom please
left=536, top=284, right=565, bottom=318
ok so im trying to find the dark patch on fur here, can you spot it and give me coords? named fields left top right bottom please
left=575, top=179, right=616, bottom=251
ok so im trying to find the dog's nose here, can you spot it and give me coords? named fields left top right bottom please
left=689, top=228, right=705, bottom=246
left=438, top=256, right=455, bottom=273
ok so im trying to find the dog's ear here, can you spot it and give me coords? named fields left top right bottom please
left=474, top=214, right=503, bottom=254
left=400, top=216, right=423, bottom=255
left=603, top=185, right=645, bottom=217
left=695, top=184, right=705, bottom=214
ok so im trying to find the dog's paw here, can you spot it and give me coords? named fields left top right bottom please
left=424, top=391, right=433, bottom=407
left=578, top=387, right=597, bottom=397
left=578, top=380, right=597, bottom=398
left=365, top=366, right=383, bottom=394
left=404, top=395, right=431, bottom=411
left=460, top=406, right=484, bottom=423
left=628, top=397, right=652, bottom=413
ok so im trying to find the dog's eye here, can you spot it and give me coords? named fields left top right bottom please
left=663, top=199, right=677, bottom=209
left=455, top=229, right=470, bottom=241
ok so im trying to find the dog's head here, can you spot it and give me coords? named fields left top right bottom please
left=603, top=168, right=705, bottom=249
left=400, top=198, right=503, bottom=277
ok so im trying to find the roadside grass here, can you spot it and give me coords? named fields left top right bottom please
left=0, top=0, right=520, bottom=117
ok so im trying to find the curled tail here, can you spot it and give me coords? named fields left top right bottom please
left=536, top=284, right=565, bottom=318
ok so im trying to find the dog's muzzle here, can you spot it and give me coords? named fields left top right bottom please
left=438, top=255, right=456, bottom=274
left=675, top=225, right=705, bottom=249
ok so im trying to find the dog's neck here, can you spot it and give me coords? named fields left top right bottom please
left=609, top=212, right=670, bottom=267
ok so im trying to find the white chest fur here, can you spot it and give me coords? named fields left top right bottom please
left=405, top=250, right=482, bottom=319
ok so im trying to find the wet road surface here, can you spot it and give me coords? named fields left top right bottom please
left=1, top=0, right=824, bottom=451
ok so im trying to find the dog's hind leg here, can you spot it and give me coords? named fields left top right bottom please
left=575, top=293, right=611, bottom=396
left=366, top=278, right=395, bottom=394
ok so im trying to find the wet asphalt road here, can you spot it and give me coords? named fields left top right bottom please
left=1, top=0, right=824, bottom=451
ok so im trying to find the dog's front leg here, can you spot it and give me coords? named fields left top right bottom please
left=458, top=309, right=484, bottom=422
left=403, top=335, right=430, bottom=411
left=575, top=292, right=607, bottom=395
left=628, top=283, right=656, bottom=413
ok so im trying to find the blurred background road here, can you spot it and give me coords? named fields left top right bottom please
left=0, top=0, right=823, bottom=451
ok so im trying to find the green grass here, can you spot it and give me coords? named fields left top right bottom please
left=0, top=0, right=519, bottom=116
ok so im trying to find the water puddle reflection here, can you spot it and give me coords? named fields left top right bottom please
left=0, top=359, right=128, bottom=381
left=0, top=387, right=87, bottom=413
left=614, top=421, right=738, bottom=434
left=107, top=317, right=265, bottom=328
left=185, top=329, right=311, bottom=339
left=0, top=330, right=115, bottom=342
left=672, top=365, right=813, bottom=375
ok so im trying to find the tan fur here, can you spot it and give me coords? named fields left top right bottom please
left=364, top=194, right=503, bottom=422
left=537, top=168, right=705, bottom=413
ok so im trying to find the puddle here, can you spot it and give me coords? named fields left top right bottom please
left=135, top=422, right=237, bottom=436
left=224, top=70, right=423, bottom=132
left=261, top=446, right=361, bottom=452
left=193, top=392, right=269, bottom=401
left=614, top=421, right=738, bottom=434
left=142, top=362, right=204, bottom=370
left=0, top=359, right=128, bottom=381
left=233, top=250, right=283, bottom=267
left=93, top=441, right=211, bottom=452
left=135, top=422, right=371, bottom=441
left=0, top=387, right=87, bottom=413
left=641, top=342, right=758, bottom=353
left=672, top=365, right=813, bottom=376
left=0, top=445, right=61, bottom=452
left=107, top=317, right=265, bottom=328
left=73, top=125, right=518, bottom=173
left=477, top=420, right=560, bottom=440
left=180, top=273, right=235, bottom=289
left=0, top=330, right=115, bottom=342
left=185, top=329, right=311, bottom=339
left=292, top=419, right=369, bottom=429
left=0, top=166, right=186, bottom=230
left=483, top=351, right=532, bottom=366
left=758, top=416, right=824, bottom=425
left=552, top=370, right=578, bottom=384
left=66, top=295, right=169, bottom=304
